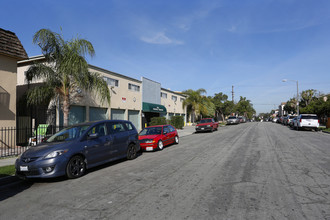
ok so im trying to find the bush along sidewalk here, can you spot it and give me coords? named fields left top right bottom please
left=149, top=116, right=184, bottom=129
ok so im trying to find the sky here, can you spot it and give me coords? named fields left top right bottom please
left=2, top=0, right=330, bottom=114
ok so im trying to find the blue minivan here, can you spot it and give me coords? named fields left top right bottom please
left=16, top=120, right=140, bottom=179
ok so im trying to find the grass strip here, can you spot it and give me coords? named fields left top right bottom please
left=0, top=165, right=16, bottom=177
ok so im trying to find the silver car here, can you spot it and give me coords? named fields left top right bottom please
left=227, top=116, right=240, bottom=125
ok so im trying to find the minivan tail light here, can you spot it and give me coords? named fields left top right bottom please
left=300, top=119, right=302, bottom=123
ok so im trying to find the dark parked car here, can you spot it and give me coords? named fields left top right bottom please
left=16, top=120, right=140, bottom=179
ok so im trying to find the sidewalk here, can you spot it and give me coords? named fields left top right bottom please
left=177, top=125, right=195, bottom=138
left=0, top=156, right=17, bottom=167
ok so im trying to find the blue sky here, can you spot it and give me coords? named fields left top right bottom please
left=2, top=0, right=330, bottom=114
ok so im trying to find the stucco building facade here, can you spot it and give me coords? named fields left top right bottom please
left=0, top=28, right=28, bottom=128
left=17, top=56, right=187, bottom=131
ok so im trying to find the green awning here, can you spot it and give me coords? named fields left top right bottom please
left=142, top=102, right=167, bottom=113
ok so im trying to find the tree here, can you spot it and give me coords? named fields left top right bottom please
left=202, top=96, right=215, bottom=118
left=182, top=89, right=207, bottom=123
left=284, top=98, right=297, bottom=114
left=300, top=89, right=318, bottom=108
left=234, top=96, right=256, bottom=119
left=212, top=92, right=229, bottom=121
left=26, top=28, right=110, bottom=126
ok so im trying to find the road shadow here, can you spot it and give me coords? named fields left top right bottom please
left=0, top=176, right=33, bottom=202
left=0, top=151, right=144, bottom=201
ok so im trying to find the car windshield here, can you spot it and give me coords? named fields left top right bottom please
left=46, top=125, right=90, bottom=143
left=200, top=119, right=212, bottom=123
left=140, top=127, right=162, bottom=135
left=228, top=116, right=237, bottom=119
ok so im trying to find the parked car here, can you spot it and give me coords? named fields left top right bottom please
left=226, top=116, right=240, bottom=125
left=272, top=117, right=279, bottom=123
left=293, top=114, right=320, bottom=131
left=139, top=125, right=179, bottom=151
left=289, top=117, right=297, bottom=128
left=238, top=116, right=247, bottom=123
left=16, top=120, right=139, bottom=179
left=195, top=118, right=219, bottom=132
left=286, top=115, right=296, bottom=126
left=282, top=116, right=289, bottom=125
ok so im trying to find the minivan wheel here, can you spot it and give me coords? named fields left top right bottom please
left=127, top=144, right=137, bottom=160
left=66, top=155, right=86, bottom=179
left=157, top=140, right=164, bottom=151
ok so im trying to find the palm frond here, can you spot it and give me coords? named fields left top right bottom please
left=33, top=29, right=64, bottom=61
left=27, top=85, right=55, bottom=106
left=25, top=63, right=56, bottom=83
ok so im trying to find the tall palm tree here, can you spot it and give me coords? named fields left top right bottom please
left=182, top=89, right=207, bottom=122
left=26, top=29, right=110, bottom=126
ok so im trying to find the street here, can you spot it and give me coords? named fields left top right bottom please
left=1, top=122, right=330, bottom=220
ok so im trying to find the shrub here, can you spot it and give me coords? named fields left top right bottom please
left=150, top=117, right=167, bottom=126
left=170, top=116, right=184, bottom=129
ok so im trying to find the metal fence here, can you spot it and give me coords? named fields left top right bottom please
left=0, top=126, right=63, bottom=158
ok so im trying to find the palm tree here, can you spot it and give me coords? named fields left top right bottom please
left=26, top=29, right=110, bottom=126
left=182, top=89, right=207, bottom=123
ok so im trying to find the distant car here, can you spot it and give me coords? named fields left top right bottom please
left=286, top=115, right=296, bottom=126
left=294, top=114, right=320, bottom=131
left=282, top=116, right=288, bottom=125
left=272, top=117, right=279, bottom=123
left=290, top=117, right=297, bottom=128
left=16, top=120, right=139, bottom=179
left=139, top=125, right=179, bottom=151
left=195, top=118, right=219, bottom=132
left=239, top=116, right=247, bottom=123
left=227, top=116, right=240, bottom=125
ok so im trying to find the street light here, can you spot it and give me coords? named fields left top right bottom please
left=282, top=79, right=299, bottom=116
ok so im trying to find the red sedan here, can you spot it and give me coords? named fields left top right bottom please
left=139, top=125, right=179, bottom=151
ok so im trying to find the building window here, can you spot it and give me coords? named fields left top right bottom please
left=180, top=98, right=185, bottom=102
left=103, top=76, right=119, bottom=87
left=172, top=95, right=177, bottom=102
left=128, top=83, right=140, bottom=92
left=161, top=92, right=167, bottom=99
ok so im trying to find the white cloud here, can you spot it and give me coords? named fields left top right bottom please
left=140, top=32, right=184, bottom=45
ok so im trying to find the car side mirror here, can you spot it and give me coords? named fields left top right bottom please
left=88, top=133, right=99, bottom=140
left=163, top=131, right=168, bottom=135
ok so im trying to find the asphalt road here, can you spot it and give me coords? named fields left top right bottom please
left=0, top=122, right=330, bottom=220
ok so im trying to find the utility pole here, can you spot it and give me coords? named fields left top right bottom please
left=232, top=85, right=234, bottom=103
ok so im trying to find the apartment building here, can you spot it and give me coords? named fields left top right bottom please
left=17, top=56, right=186, bottom=131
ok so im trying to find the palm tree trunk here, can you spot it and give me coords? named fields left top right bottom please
left=63, top=94, right=70, bottom=127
